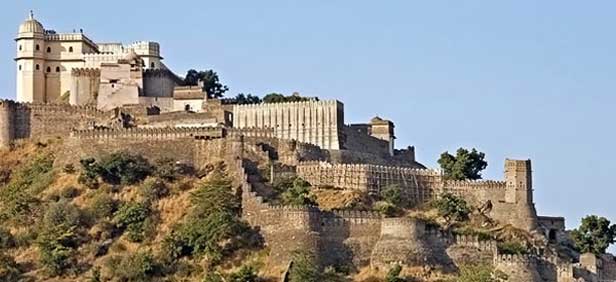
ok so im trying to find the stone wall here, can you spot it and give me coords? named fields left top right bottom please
left=343, top=125, right=391, bottom=158
left=233, top=100, right=344, bottom=150
left=0, top=100, right=111, bottom=148
left=142, top=69, right=181, bottom=98
left=70, top=68, right=100, bottom=105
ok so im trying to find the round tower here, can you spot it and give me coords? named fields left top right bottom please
left=0, top=100, right=14, bottom=149
left=15, top=11, right=46, bottom=103
left=504, top=159, right=538, bottom=231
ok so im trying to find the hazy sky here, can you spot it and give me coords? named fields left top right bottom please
left=2, top=1, right=615, bottom=236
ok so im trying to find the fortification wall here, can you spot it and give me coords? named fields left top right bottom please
left=233, top=100, right=344, bottom=150
left=342, top=125, right=390, bottom=158
left=70, top=68, right=100, bottom=105
left=494, top=254, right=543, bottom=282
left=143, top=69, right=180, bottom=98
left=0, top=101, right=110, bottom=145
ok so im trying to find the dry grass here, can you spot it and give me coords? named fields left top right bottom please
left=312, top=188, right=371, bottom=210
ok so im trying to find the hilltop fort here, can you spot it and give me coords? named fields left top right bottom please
left=1, top=13, right=614, bottom=282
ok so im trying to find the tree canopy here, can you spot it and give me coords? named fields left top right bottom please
left=571, top=215, right=616, bottom=255
left=437, top=148, right=488, bottom=180
left=262, top=92, right=312, bottom=103
left=183, top=69, right=229, bottom=98
left=235, top=93, right=262, bottom=105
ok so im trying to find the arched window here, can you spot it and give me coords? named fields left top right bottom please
left=56, top=66, right=60, bottom=72
left=18, top=65, right=22, bottom=71
left=69, top=46, right=74, bottom=53
left=47, top=47, right=51, bottom=53
left=18, top=45, right=22, bottom=51
left=35, top=64, right=40, bottom=70
left=150, top=62, right=155, bottom=68
left=46, top=66, right=51, bottom=73
left=36, top=44, right=40, bottom=51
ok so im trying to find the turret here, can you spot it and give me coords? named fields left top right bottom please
left=504, top=159, right=538, bottom=231
left=370, top=116, right=395, bottom=156
left=0, top=100, right=15, bottom=149
left=15, top=11, right=46, bottom=102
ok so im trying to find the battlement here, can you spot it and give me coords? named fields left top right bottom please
left=228, top=127, right=277, bottom=139
left=45, top=33, right=98, bottom=49
left=505, top=159, right=532, bottom=170
left=233, top=99, right=338, bottom=109
left=444, top=179, right=507, bottom=190
left=494, top=253, right=537, bottom=265
left=71, top=68, right=101, bottom=77
left=70, top=126, right=225, bottom=140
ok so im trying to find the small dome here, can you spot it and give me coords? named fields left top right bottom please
left=18, top=11, right=44, bottom=34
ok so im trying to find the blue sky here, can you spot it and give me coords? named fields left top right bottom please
left=2, top=1, right=615, bottom=235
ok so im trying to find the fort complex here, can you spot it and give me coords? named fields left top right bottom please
left=2, top=13, right=614, bottom=282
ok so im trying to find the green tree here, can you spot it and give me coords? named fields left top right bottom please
left=438, top=148, right=487, bottom=180
left=281, top=177, right=317, bottom=206
left=183, top=69, right=229, bottom=98
left=228, top=265, right=259, bottom=282
left=263, top=92, right=311, bottom=103
left=434, top=193, right=471, bottom=222
left=289, top=251, right=320, bottom=282
left=571, top=215, right=616, bottom=255
left=380, top=185, right=403, bottom=207
left=235, top=93, right=262, bottom=105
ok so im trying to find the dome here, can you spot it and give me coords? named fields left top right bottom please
left=18, top=11, right=44, bottom=34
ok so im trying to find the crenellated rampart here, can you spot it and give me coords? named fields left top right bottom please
left=70, top=126, right=225, bottom=140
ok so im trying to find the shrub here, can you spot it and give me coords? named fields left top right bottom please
left=458, top=263, right=507, bottom=282
left=37, top=200, right=83, bottom=276
left=80, top=152, right=153, bottom=187
left=0, top=227, right=15, bottom=249
left=0, top=153, right=55, bottom=224
left=380, top=185, right=404, bottom=207
left=139, top=177, right=168, bottom=203
left=0, top=253, right=21, bottom=282
left=386, top=264, right=405, bottom=282
left=281, top=177, right=316, bottom=206
left=289, top=251, right=320, bottom=282
left=433, top=193, right=471, bottom=222
left=89, top=193, right=117, bottom=220
left=105, top=251, right=157, bottom=282
left=60, top=186, right=80, bottom=199
left=62, top=163, right=76, bottom=174
left=113, top=202, right=151, bottom=243
left=228, top=265, right=259, bottom=282
left=374, top=201, right=399, bottom=217
left=37, top=225, right=78, bottom=276
left=497, top=241, right=528, bottom=255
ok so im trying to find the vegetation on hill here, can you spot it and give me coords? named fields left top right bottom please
left=438, top=148, right=488, bottom=180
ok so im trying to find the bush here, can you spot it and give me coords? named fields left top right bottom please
left=62, top=163, right=76, bottom=174
left=0, top=227, right=15, bottom=249
left=37, top=200, right=83, bottom=276
left=289, top=251, right=320, bottom=282
left=105, top=251, right=157, bottom=282
left=79, top=152, right=153, bottom=187
left=60, top=186, right=80, bottom=199
left=386, top=264, right=405, bottom=282
left=281, top=177, right=316, bottom=206
left=380, top=185, right=404, bottom=207
left=89, top=193, right=117, bottom=220
left=0, top=253, right=21, bottom=282
left=433, top=193, right=471, bottom=222
left=228, top=265, right=259, bottom=282
left=497, top=241, right=528, bottom=255
left=113, top=202, right=151, bottom=243
left=139, top=177, right=168, bottom=203
left=459, top=263, right=507, bottom=282
left=153, top=158, right=193, bottom=181
left=374, top=201, right=399, bottom=217
left=0, top=153, right=55, bottom=224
